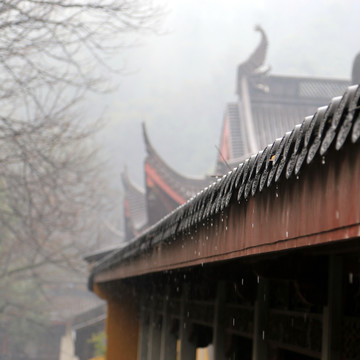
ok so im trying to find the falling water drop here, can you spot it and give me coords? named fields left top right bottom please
left=321, top=156, right=326, bottom=165
left=349, top=272, right=354, bottom=284
left=262, top=331, right=265, bottom=340
left=232, top=318, right=235, bottom=326
left=286, top=231, right=289, bottom=238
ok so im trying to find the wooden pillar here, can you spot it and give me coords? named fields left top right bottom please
left=147, top=294, right=162, bottom=360
left=94, top=282, right=139, bottom=360
left=179, top=284, right=196, bottom=360
left=138, top=300, right=149, bottom=360
left=213, top=281, right=226, bottom=360
left=252, top=277, right=269, bottom=360
left=322, top=255, right=343, bottom=360
left=160, top=287, right=177, bottom=360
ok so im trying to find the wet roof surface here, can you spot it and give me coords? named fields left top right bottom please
left=91, top=84, right=360, bottom=282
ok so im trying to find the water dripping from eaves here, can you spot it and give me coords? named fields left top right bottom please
left=349, top=272, right=354, bottom=284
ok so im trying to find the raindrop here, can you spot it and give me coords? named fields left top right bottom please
left=257, top=276, right=260, bottom=284
left=232, top=318, right=235, bottom=326
left=276, top=192, right=279, bottom=198
left=206, top=236, right=209, bottom=240
left=176, top=286, right=179, bottom=292
left=335, top=211, right=340, bottom=219
left=321, top=156, right=326, bottom=165
left=184, top=323, right=186, bottom=329
left=184, top=274, right=186, bottom=279
left=252, top=223, right=254, bottom=228
left=296, top=175, right=299, bottom=180
left=262, top=330, right=265, bottom=340
left=241, top=278, right=244, bottom=285
left=225, top=226, right=228, bottom=231
left=187, top=311, right=190, bottom=317
left=214, top=245, right=218, bottom=251
left=349, top=272, right=354, bottom=284
left=182, top=244, right=184, bottom=249
left=285, top=231, right=289, bottom=238
left=194, top=250, right=197, bottom=255
left=198, top=251, right=201, bottom=256
left=201, top=262, right=204, bottom=267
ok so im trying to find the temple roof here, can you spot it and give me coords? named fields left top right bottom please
left=143, top=123, right=213, bottom=224
left=216, top=28, right=349, bottom=173
left=90, top=84, right=360, bottom=283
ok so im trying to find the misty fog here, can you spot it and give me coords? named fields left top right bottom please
left=94, top=0, right=360, bottom=189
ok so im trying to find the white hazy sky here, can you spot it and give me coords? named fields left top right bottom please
left=94, top=0, right=360, bottom=186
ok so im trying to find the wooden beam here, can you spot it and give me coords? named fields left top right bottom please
left=252, top=277, right=269, bottom=360
left=322, top=255, right=343, bottom=360
left=179, top=284, right=196, bottom=360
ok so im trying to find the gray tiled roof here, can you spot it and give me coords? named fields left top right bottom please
left=122, top=170, right=148, bottom=232
left=227, top=102, right=249, bottom=159
left=236, top=75, right=349, bottom=160
left=90, top=84, right=360, bottom=281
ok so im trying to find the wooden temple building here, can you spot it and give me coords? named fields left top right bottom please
left=88, top=28, right=360, bottom=360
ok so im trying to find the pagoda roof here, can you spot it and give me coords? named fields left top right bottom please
left=143, top=123, right=213, bottom=224
left=216, top=28, right=349, bottom=173
left=90, top=84, right=360, bottom=284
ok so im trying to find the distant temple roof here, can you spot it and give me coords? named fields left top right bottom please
left=143, top=123, right=213, bottom=225
left=216, top=27, right=349, bottom=173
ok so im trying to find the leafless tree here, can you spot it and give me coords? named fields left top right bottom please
left=0, top=0, right=160, bottom=353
